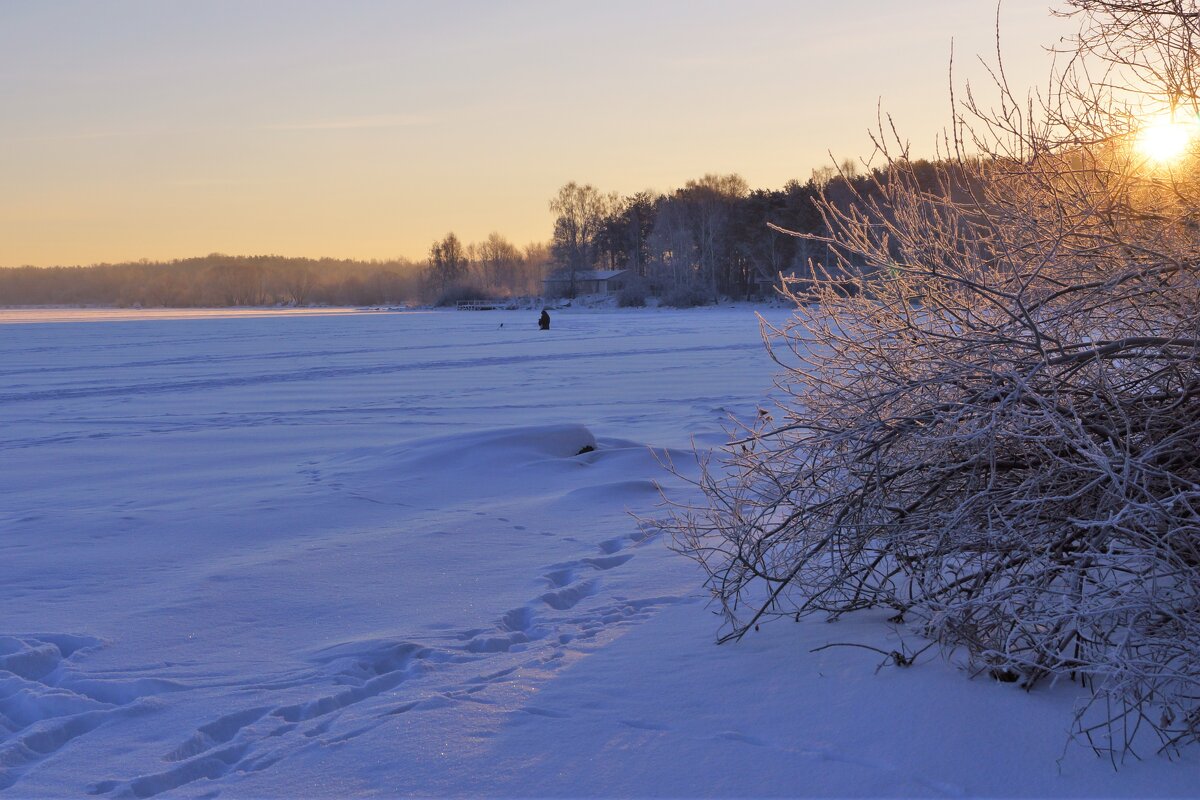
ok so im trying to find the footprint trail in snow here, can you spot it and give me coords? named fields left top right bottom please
left=71, top=525, right=679, bottom=797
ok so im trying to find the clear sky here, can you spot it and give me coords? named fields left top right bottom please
left=1, top=1, right=1077, bottom=267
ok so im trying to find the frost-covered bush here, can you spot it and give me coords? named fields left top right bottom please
left=433, top=282, right=491, bottom=307
left=661, top=283, right=712, bottom=308
left=617, top=280, right=648, bottom=307
left=667, top=0, right=1200, bottom=759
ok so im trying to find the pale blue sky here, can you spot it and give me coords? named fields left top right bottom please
left=0, top=1, right=1076, bottom=266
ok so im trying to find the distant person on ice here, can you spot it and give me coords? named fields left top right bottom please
left=538, top=309, right=550, bottom=331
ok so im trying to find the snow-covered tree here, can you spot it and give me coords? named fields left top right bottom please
left=668, top=0, right=1200, bottom=759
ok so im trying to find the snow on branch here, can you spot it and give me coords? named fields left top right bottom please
left=664, top=0, right=1200, bottom=761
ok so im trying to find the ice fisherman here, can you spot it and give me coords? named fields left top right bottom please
left=538, top=309, right=550, bottom=330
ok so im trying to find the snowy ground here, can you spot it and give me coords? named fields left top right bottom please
left=2, top=307, right=1196, bottom=797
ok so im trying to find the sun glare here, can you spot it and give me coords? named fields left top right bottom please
left=1134, top=114, right=1199, bottom=164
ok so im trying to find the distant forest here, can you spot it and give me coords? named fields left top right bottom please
left=0, top=161, right=951, bottom=307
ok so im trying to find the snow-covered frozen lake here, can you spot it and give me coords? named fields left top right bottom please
left=2, top=307, right=1196, bottom=797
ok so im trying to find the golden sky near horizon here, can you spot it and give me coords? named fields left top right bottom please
left=1, top=1, right=1076, bottom=267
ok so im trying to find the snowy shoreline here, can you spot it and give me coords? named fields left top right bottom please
left=0, top=301, right=793, bottom=325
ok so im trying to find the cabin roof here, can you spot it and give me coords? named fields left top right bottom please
left=543, top=269, right=628, bottom=283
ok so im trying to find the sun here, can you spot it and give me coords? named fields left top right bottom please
left=1134, top=114, right=1199, bottom=164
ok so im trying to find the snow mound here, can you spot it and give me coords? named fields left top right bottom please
left=338, top=423, right=598, bottom=468
left=325, top=424, right=601, bottom=505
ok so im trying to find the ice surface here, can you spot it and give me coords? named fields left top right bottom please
left=1, top=307, right=1195, bottom=796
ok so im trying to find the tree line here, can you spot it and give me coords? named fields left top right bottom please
left=0, top=254, right=425, bottom=308
left=425, top=162, right=948, bottom=306
left=0, top=241, right=553, bottom=308
left=421, top=233, right=550, bottom=305
left=543, top=160, right=954, bottom=305
left=0, top=162, right=954, bottom=308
